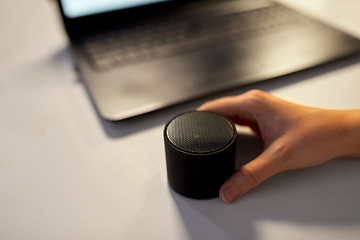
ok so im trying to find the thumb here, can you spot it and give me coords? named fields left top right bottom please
left=219, top=152, right=280, bottom=203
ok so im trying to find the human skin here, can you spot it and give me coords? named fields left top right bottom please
left=197, top=90, right=360, bottom=203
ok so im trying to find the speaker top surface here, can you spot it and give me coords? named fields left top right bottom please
left=165, top=111, right=236, bottom=154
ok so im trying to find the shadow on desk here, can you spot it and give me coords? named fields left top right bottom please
left=49, top=48, right=360, bottom=239
left=53, top=47, right=360, bottom=139
left=168, top=133, right=360, bottom=239
left=90, top=54, right=360, bottom=139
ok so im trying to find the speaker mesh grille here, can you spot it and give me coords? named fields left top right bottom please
left=166, top=111, right=236, bottom=154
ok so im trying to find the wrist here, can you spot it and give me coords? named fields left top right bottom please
left=334, top=110, right=360, bottom=158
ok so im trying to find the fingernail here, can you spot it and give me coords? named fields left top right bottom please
left=221, top=186, right=239, bottom=203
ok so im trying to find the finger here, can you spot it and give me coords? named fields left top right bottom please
left=197, top=96, right=258, bottom=126
left=197, top=96, right=241, bottom=114
left=219, top=151, right=280, bottom=203
left=197, top=90, right=272, bottom=126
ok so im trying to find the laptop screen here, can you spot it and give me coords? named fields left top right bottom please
left=61, top=0, right=172, bottom=19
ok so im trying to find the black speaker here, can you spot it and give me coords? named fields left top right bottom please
left=164, top=111, right=237, bottom=199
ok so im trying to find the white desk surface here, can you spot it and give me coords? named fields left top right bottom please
left=1, top=0, right=360, bottom=239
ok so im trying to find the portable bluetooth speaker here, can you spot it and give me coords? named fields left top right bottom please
left=164, top=111, right=237, bottom=199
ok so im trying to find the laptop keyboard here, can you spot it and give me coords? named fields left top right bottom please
left=81, top=4, right=313, bottom=71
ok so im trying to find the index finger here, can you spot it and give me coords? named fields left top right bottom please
left=197, top=91, right=263, bottom=126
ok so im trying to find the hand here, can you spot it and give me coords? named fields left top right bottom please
left=197, top=90, right=360, bottom=203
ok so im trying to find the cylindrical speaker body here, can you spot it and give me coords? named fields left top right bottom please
left=164, top=111, right=237, bottom=199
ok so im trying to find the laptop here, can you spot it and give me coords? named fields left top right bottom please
left=56, top=0, right=360, bottom=121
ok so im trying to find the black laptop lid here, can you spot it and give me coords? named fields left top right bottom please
left=60, top=0, right=173, bottom=18
left=57, top=0, right=200, bottom=39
